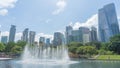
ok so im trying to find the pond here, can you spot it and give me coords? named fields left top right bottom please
left=0, top=59, right=120, bottom=68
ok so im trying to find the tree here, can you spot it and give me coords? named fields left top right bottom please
left=5, top=42, right=16, bottom=52
left=11, top=45, right=22, bottom=54
left=68, top=42, right=83, bottom=53
left=0, top=43, right=5, bottom=52
left=108, top=34, right=120, bottom=54
left=85, top=42, right=102, bottom=50
left=76, top=46, right=97, bottom=56
left=16, top=41, right=27, bottom=49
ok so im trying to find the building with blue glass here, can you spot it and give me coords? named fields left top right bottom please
left=98, top=3, right=119, bottom=42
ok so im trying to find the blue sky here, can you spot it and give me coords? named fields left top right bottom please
left=0, top=0, right=120, bottom=41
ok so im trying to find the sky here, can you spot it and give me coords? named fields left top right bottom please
left=0, top=0, right=120, bottom=41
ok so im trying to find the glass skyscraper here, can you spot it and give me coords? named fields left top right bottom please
left=98, top=3, right=119, bottom=42
left=22, top=28, right=29, bottom=42
left=29, top=31, right=36, bottom=45
left=9, top=25, right=16, bottom=42
left=65, top=26, right=73, bottom=44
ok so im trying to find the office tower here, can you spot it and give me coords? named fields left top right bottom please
left=22, top=28, right=29, bottom=42
left=90, top=27, right=98, bottom=42
left=9, top=25, right=16, bottom=42
left=46, top=38, right=50, bottom=45
left=39, top=37, right=45, bottom=43
left=1, top=36, right=8, bottom=44
left=65, top=26, right=73, bottom=44
left=71, top=30, right=80, bottom=42
left=53, top=32, right=64, bottom=46
left=79, top=27, right=90, bottom=43
left=29, top=31, right=36, bottom=45
left=98, top=3, right=119, bottom=42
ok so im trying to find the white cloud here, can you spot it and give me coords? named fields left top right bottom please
left=1, top=31, right=9, bottom=36
left=15, top=32, right=22, bottom=41
left=0, top=0, right=17, bottom=16
left=72, top=14, right=98, bottom=30
left=0, top=9, right=8, bottom=16
left=0, top=25, right=1, bottom=28
left=35, top=33, right=53, bottom=42
left=0, top=31, right=22, bottom=42
left=52, top=0, right=67, bottom=15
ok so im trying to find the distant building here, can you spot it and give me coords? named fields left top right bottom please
left=79, top=27, right=90, bottom=43
left=29, top=31, right=36, bottom=45
left=46, top=38, right=51, bottom=46
left=9, top=25, right=16, bottom=42
left=22, top=28, right=29, bottom=42
left=53, top=32, right=64, bottom=46
left=39, top=37, right=45, bottom=43
left=71, top=30, right=80, bottom=42
left=65, top=26, right=73, bottom=44
left=98, top=3, right=119, bottom=42
left=1, top=36, right=8, bottom=44
left=90, top=27, right=98, bottom=42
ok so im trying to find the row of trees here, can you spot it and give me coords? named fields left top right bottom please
left=67, top=34, right=120, bottom=57
left=0, top=41, right=27, bottom=56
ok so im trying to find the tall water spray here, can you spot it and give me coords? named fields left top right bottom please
left=22, top=43, right=70, bottom=63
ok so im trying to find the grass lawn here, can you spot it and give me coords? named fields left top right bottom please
left=96, top=55, right=120, bottom=60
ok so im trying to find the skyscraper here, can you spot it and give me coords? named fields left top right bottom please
left=98, top=3, right=119, bottom=42
left=79, top=27, right=90, bottom=43
left=9, top=25, right=16, bottom=42
left=65, top=26, right=73, bottom=44
left=1, top=36, right=8, bottom=44
left=22, top=28, right=29, bottom=42
left=46, top=38, right=50, bottom=46
left=53, top=32, right=64, bottom=46
left=90, top=26, right=98, bottom=42
left=29, top=31, right=36, bottom=45
left=39, top=37, right=45, bottom=43
left=71, top=30, right=80, bottom=42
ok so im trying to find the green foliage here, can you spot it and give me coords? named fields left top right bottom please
left=0, top=43, right=5, bottom=52
left=11, top=45, right=22, bottom=54
left=76, top=46, right=97, bottom=55
left=108, top=34, right=120, bottom=54
left=85, top=42, right=102, bottom=50
left=68, top=42, right=83, bottom=53
left=16, top=41, right=27, bottom=49
left=5, top=42, right=16, bottom=52
left=98, top=49, right=113, bottom=55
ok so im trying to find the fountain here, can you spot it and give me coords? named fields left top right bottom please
left=20, top=43, right=74, bottom=65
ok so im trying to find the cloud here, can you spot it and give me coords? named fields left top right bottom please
left=0, top=0, right=17, bottom=16
left=35, top=33, right=53, bottom=42
left=52, top=0, right=67, bottom=15
left=0, top=25, right=1, bottom=28
left=72, top=14, right=98, bottom=30
left=0, top=9, right=8, bottom=16
left=0, top=31, right=22, bottom=42
left=15, top=32, right=22, bottom=41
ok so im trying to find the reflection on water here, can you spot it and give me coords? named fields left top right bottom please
left=0, top=60, right=120, bottom=68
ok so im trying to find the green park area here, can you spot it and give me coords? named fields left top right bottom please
left=96, top=55, right=120, bottom=60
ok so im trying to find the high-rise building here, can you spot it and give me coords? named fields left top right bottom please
left=9, top=25, right=16, bottom=42
left=90, top=27, right=98, bottom=42
left=46, top=38, right=51, bottom=46
left=29, top=31, right=36, bottom=45
left=71, top=30, right=80, bottom=42
left=79, top=27, right=90, bottom=43
left=98, top=3, right=119, bottom=42
left=65, top=26, right=73, bottom=44
left=1, top=36, right=8, bottom=44
left=53, top=32, right=64, bottom=46
left=39, top=37, right=45, bottom=43
left=22, top=28, right=29, bottom=42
